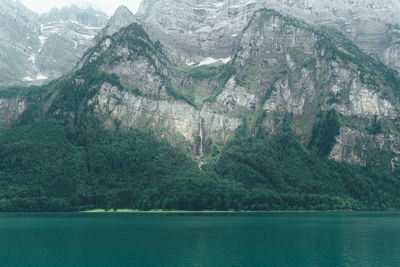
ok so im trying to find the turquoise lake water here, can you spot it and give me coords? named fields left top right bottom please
left=0, top=212, right=399, bottom=266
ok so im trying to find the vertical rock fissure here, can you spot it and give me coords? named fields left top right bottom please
left=199, top=113, right=204, bottom=157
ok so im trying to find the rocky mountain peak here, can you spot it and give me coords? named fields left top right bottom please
left=2, top=0, right=400, bottom=212
left=94, top=5, right=136, bottom=43
left=135, top=0, right=400, bottom=71
left=0, top=0, right=38, bottom=29
left=105, top=5, right=134, bottom=28
left=66, top=5, right=400, bottom=170
left=0, top=0, right=108, bottom=86
left=39, top=5, right=108, bottom=28
left=114, top=5, right=134, bottom=17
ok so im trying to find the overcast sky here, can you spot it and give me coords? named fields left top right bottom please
left=18, top=0, right=142, bottom=16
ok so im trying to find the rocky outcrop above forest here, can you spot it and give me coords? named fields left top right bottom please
left=3, top=3, right=400, bottom=171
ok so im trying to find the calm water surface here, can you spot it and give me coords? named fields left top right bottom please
left=0, top=212, right=399, bottom=266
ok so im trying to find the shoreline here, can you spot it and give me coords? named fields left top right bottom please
left=80, top=209, right=354, bottom=213
left=0, top=209, right=397, bottom=214
left=81, top=209, right=262, bottom=213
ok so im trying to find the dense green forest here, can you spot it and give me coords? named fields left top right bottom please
left=1, top=17, right=400, bottom=212
left=1, top=118, right=399, bottom=212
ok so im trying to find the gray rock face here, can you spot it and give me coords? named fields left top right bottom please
left=217, top=77, right=256, bottom=112
left=235, top=11, right=398, bottom=119
left=35, top=5, right=108, bottom=79
left=329, top=127, right=400, bottom=171
left=75, top=21, right=242, bottom=156
left=232, top=11, right=400, bottom=168
left=74, top=8, right=400, bottom=169
left=334, top=79, right=398, bottom=119
left=136, top=0, right=400, bottom=70
left=94, top=6, right=136, bottom=43
left=5, top=4, right=400, bottom=171
left=0, top=97, right=25, bottom=127
left=136, top=0, right=250, bottom=65
left=0, top=0, right=108, bottom=86
left=123, top=8, right=400, bottom=169
left=91, top=83, right=241, bottom=155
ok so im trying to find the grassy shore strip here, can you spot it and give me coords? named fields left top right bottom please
left=80, top=209, right=342, bottom=213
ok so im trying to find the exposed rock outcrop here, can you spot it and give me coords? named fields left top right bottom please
left=330, top=127, right=400, bottom=171
left=70, top=8, right=400, bottom=170
left=7, top=5, right=399, bottom=172
left=0, top=98, right=26, bottom=127
left=90, top=83, right=242, bottom=155
left=94, top=6, right=136, bottom=43
left=136, top=0, right=400, bottom=70
left=0, top=0, right=108, bottom=86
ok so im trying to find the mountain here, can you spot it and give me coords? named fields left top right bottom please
left=70, top=7, right=400, bottom=171
left=1, top=4, right=400, bottom=211
left=136, top=0, right=400, bottom=71
left=94, top=6, right=136, bottom=44
left=0, top=0, right=108, bottom=86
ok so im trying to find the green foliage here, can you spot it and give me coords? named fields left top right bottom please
left=165, top=83, right=196, bottom=107
left=369, top=115, right=383, bottom=135
left=82, top=23, right=155, bottom=69
left=0, top=85, right=45, bottom=99
left=212, top=129, right=400, bottom=210
left=0, top=82, right=56, bottom=126
left=187, top=65, right=219, bottom=80
left=79, top=22, right=194, bottom=107
left=154, top=40, right=163, bottom=51
left=302, top=58, right=317, bottom=69
left=219, top=64, right=236, bottom=87
left=2, top=10, right=400, bottom=212
left=261, top=85, right=276, bottom=105
left=0, top=120, right=244, bottom=211
left=204, top=63, right=236, bottom=103
left=0, top=121, right=87, bottom=211
left=314, top=28, right=400, bottom=96
left=387, top=24, right=400, bottom=45
left=76, top=68, right=122, bottom=90
left=126, top=87, right=143, bottom=96
left=0, top=78, right=58, bottom=100
left=257, top=9, right=400, bottom=96
left=308, top=110, right=341, bottom=157
left=2, top=116, right=400, bottom=212
left=44, top=66, right=124, bottom=132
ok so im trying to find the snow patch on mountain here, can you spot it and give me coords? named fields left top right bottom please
left=199, top=57, right=231, bottom=66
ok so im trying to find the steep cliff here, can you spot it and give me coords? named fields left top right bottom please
left=0, top=0, right=108, bottom=86
left=56, top=22, right=242, bottom=155
left=2, top=5, right=400, bottom=212
left=94, top=6, right=136, bottom=43
left=0, top=97, right=26, bottom=128
left=215, top=10, right=400, bottom=170
left=136, top=0, right=400, bottom=71
left=40, top=8, right=400, bottom=171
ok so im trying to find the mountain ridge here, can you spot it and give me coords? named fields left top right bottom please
left=136, top=0, right=400, bottom=72
left=0, top=0, right=108, bottom=86
left=9, top=7, right=399, bottom=170
left=1, top=4, right=400, bottom=211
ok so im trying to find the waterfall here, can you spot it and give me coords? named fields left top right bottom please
left=199, top=114, right=203, bottom=157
